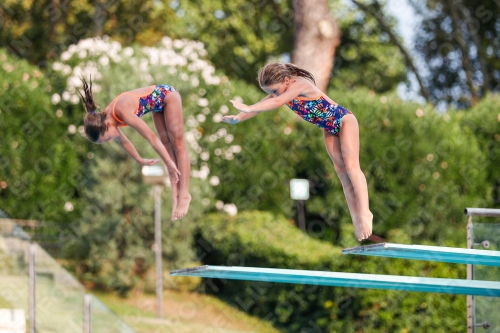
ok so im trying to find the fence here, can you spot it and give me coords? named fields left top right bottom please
left=0, top=216, right=136, bottom=333
left=464, top=208, right=500, bottom=333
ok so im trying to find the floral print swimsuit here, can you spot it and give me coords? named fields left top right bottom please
left=286, top=94, right=353, bottom=136
left=111, top=84, right=177, bottom=126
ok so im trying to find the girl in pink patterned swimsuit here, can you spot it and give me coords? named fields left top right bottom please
left=79, top=79, right=191, bottom=221
left=223, top=62, right=373, bottom=241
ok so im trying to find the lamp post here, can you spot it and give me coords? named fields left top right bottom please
left=142, top=164, right=168, bottom=319
left=290, top=179, right=309, bottom=232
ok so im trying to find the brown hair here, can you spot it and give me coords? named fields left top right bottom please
left=257, top=62, right=316, bottom=87
left=78, top=76, right=106, bottom=143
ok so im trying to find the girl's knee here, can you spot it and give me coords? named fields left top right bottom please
left=172, top=137, right=187, bottom=152
left=345, top=163, right=361, bottom=177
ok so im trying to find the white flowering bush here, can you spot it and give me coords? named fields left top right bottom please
left=52, top=37, right=220, bottom=103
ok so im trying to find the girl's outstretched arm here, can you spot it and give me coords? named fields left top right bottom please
left=223, top=95, right=273, bottom=124
left=230, top=80, right=306, bottom=113
left=116, top=130, right=159, bottom=165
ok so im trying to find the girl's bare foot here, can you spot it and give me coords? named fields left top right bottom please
left=172, top=193, right=191, bottom=220
left=353, top=212, right=373, bottom=241
left=360, top=211, right=373, bottom=240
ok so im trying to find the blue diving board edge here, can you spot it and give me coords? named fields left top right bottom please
left=170, top=265, right=500, bottom=297
left=342, top=243, right=500, bottom=266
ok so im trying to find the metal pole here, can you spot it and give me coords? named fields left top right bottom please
left=29, top=243, right=36, bottom=333
left=154, top=184, right=163, bottom=318
left=297, top=200, right=306, bottom=232
left=464, top=207, right=500, bottom=217
left=84, top=294, right=92, bottom=333
left=466, top=215, right=474, bottom=333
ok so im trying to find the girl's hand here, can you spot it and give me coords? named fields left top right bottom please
left=139, top=158, right=160, bottom=166
left=166, top=162, right=181, bottom=183
left=222, top=115, right=240, bottom=124
left=229, top=100, right=252, bottom=113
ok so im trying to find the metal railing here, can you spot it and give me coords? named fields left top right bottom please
left=0, top=216, right=136, bottom=333
left=464, top=207, right=500, bottom=333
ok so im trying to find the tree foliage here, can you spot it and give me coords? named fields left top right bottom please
left=413, top=0, right=500, bottom=108
left=330, top=4, right=407, bottom=93
left=0, top=49, right=84, bottom=224
left=173, top=0, right=406, bottom=92
left=1, top=0, right=407, bottom=94
left=172, top=0, right=296, bottom=84
left=0, top=0, right=177, bottom=65
left=459, top=94, right=500, bottom=205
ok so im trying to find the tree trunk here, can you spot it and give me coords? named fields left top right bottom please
left=446, top=0, right=478, bottom=106
left=292, top=0, right=341, bottom=92
left=94, top=0, right=105, bottom=37
left=458, top=4, right=490, bottom=95
left=46, top=0, right=55, bottom=43
left=352, top=0, right=432, bottom=104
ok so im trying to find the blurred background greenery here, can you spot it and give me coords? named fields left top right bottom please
left=1, top=0, right=500, bottom=332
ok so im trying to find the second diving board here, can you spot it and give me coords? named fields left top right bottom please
left=342, top=243, right=500, bottom=266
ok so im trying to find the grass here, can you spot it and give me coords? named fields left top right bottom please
left=0, top=294, right=12, bottom=308
left=95, top=289, right=281, bottom=333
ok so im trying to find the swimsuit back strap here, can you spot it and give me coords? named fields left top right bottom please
left=125, top=86, right=156, bottom=98
left=111, top=93, right=127, bottom=125
left=293, top=94, right=323, bottom=101
left=124, top=91, right=140, bottom=98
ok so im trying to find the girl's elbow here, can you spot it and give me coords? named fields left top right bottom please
left=264, top=101, right=281, bottom=111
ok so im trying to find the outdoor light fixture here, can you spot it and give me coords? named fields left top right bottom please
left=290, top=178, right=309, bottom=232
left=142, top=164, right=167, bottom=185
left=290, top=178, right=310, bottom=200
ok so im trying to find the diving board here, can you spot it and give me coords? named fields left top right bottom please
left=170, top=265, right=500, bottom=297
left=342, top=243, right=500, bottom=266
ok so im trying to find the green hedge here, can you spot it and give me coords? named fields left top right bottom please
left=0, top=49, right=83, bottom=223
left=197, top=211, right=465, bottom=333
left=459, top=94, right=500, bottom=206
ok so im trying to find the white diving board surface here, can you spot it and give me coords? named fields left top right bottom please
left=170, top=265, right=500, bottom=297
left=342, top=243, right=500, bottom=266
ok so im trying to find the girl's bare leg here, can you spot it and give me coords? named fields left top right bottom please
left=163, top=92, right=191, bottom=220
left=324, top=131, right=366, bottom=240
left=152, top=112, right=179, bottom=218
left=338, top=114, right=372, bottom=240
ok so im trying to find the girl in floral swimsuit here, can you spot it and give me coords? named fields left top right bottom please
left=223, top=62, right=373, bottom=241
left=79, top=79, right=191, bottom=220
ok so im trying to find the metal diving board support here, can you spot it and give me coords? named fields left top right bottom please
left=170, top=265, right=500, bottom=297
left=342, top=243, right=500, bottom=266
